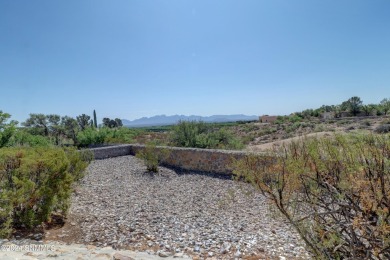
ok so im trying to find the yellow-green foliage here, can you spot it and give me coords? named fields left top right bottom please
left=0, top=147, right=92, bottom=237
left=76, top=127, right=142, bottom=148
left=233, top=133, right=390, bottom=259
left=170, top=120, right=243, bottom=150
left=136, top=143, right=170, bottom=173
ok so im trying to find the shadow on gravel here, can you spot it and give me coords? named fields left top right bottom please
left=161, top=164, right=234, bottom=181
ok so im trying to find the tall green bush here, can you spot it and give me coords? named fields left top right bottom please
left=170, top=121, right=243, bottom=150
left=76, top=127, right=140, bottom=148
left=5, top=130, right=52, bottom=147
left=0, top=147, right=92, bottom=237
left=233, top=133, right=390, bottom=259
left=76, top=127, right=108, bottom=147
left=104, top=127, right=140, bottom=144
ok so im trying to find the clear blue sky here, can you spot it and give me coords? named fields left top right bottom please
left=1, top=0, right=389, bottom=123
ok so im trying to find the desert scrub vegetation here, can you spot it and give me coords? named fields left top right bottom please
left=76, top=127, right=142, bottom=148
left=170, top=120, right=243, bottom=150
left=5, top=130, right=53, bottom=147
left=0, top=147, right=92, bottom=237
left=233, top=133, right=390, bottom=259
left=136, top=143, right=170, bottom=172
left=375, top=124, right=390, bottom=134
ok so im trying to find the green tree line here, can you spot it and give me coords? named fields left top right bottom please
left=297, top=96, right=390, bottom=119
left=0, top=110, right=136, bottom=149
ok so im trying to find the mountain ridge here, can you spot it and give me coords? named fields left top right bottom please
left=122, top=114, right=258, bottom=127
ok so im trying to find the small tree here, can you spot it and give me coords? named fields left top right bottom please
left=362, top=104, right=375, bottom=116
left=380, top=98, right=390, bottom=115
left=76, top=114, right=91, bottom=131
left=102, top=117, right=122, bottom=128
left=114, top=118, right=123, bottom=127
left=47, top=114, right=63, bottom=145
left=0, top=111, right=17, bottom=148
left=102, top=118, right=110, bottom=128
left=346, top=96, right=363, bottom=116
left=61, top=116, right=79, bottom=145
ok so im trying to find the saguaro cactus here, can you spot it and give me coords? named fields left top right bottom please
left=93, top=110, right=97, bottom=128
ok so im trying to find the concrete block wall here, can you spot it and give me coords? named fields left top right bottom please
left=90, top=144, right=264, bottom=174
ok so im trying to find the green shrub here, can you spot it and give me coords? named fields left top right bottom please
left=285, top=122, right=301, bottom=133
left=314, top=124, right=325, bottom=132
left=232, top=134, right=390, bottom=259
left=261, top=127, right=278, bottom=136
left=0, top=147, right=91, bottom=237
left=275, top=116, right=287, bottom=124
left=136, top=143, right=170, bottom=172
left=104, top=127, right=140, bottom=144
left=375, top=124, right=390, bottom=134
left=336, top=119, right=349, bottom=126
left=170, top=120, right=208, bottom=148
left=5, top=130, right=52, bottom=147
left=76, top=127, right=107, bottom=147
left=289, top=115, right=302, bottom=123
left=170, top=121, right=243, bottom=150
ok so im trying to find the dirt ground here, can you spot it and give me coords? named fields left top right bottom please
left=245, top=131, right=335, bottom=152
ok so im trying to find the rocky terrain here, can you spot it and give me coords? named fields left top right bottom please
left=0, top=239, right=191, bottom=260
left=42, top=156, right=311, bottom=259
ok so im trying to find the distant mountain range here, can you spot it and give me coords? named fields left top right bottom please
left=122, top=114, right=259, bottom=127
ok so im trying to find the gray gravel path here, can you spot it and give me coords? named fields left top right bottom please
left=48, top=155, right=310, bottom=259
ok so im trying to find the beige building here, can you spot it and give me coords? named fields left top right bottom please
left=259, top=115, right=278, bottom=123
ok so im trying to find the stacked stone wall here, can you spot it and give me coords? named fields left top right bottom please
left=91, top=144, right=267, bottom=174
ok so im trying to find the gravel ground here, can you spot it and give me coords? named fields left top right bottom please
left=0, top=239, right=191, bottom=259
left=46, top=155, right=311, bottom=259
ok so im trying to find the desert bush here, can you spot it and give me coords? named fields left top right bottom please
left=275, top=116, right=288, bottom=124
left=76, top=127, right=108, bottom=147
left=380, top=119, right=390, bottom=125
left=241, top=133, right=256, bottom=144
left=0, top=111, right=17, bottom=148
left=232, top=134, right=390, bottom=259
left=77, top=127, right=142, bottom=147
left=242, top=124, right=259, bottom=133
left=170, top=121, right=243, bottom=150
left=289, top=115, right=302, bottom=123
left=0, top=147, right=91, bottom=237
left=104, top=127, right=141, bottom=144
left=199, top=128, right=243, bottom=149
left=375, top=124, right=390, bottom=134
left=136, top=143, right=170, bottom=172
left=5, top=130, right=52, bottom=147
left=314, top=124, right=326, bottom=132
left=285, top=122, right=301, bottom=133
left=261, top=127, right=278, bottom=136
left=170, top=120, right=208, bottom=148
left=337, top=119, right=350, bottom=126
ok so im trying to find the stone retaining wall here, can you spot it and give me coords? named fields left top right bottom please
left=91, top=144, right=132, bottom=160
left=90, top=144, right=266, bottom=174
